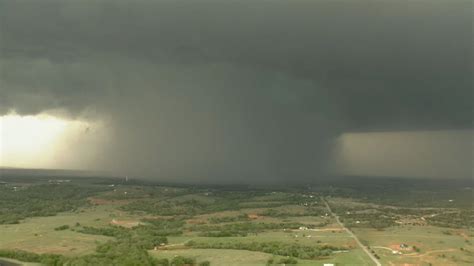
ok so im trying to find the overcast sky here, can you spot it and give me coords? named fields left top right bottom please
left=0, top=0, right=472, bottom=182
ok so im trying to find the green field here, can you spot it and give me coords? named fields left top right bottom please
left=149, top=248, right=374, bottom=266
left=150, top=249, right=273, bottom=266
left=354, top=226, right=474, bottom=266
left=1, top=176, right=472, bottom=265
left=0, top=207, right=114, bottom=256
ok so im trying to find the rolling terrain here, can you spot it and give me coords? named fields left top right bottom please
left=0, top=174, right=472, bottom=266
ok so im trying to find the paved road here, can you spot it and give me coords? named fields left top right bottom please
left=0, top=258, right=21, bottom=266
left=322, top=198, right=382, bottom=266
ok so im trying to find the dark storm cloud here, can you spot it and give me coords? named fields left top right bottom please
left=0, top=0, right=472, bottom=181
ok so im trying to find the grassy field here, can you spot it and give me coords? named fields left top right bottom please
left=0, top=201, right=152, bottom=256
left=150, top=248, right=273, bottom=266
left=0, top=204, right=373, bottom=264
left=354, top=225, right=474, bottom=265
left=170, top=228, right=355, bottom=246
left=0, top=207, right=114, bottom=256
left=1, top=177, right=472, bottom=265
left=163, top=226, right=374, bottom=265
left=150, top=248, right=374, bottom=266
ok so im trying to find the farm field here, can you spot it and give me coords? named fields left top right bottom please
left=0, top=206, right=117, bottom=256
left=354, top=226, right=474, bottom=266
left=149, top=248, right=374, bottom=266
left=150, top=249, right=276, bottom=266
left=0, top=175, right=472, bottom=265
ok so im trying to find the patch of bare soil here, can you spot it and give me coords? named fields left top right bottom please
left=110, top=219, right=141, bottom=228
left=247, top=213, right=261, bottom=220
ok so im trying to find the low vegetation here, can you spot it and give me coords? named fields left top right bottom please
left=0, top=184, right=105, bottom=224
left=185, top=240, right=344, bottom=259
left=0, top=176, right=472, bottom=266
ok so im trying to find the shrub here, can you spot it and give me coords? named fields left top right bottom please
left=54, top=225, right=70, bottom=231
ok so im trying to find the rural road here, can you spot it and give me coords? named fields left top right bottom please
left=322, top=198, right=382, bottom=266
